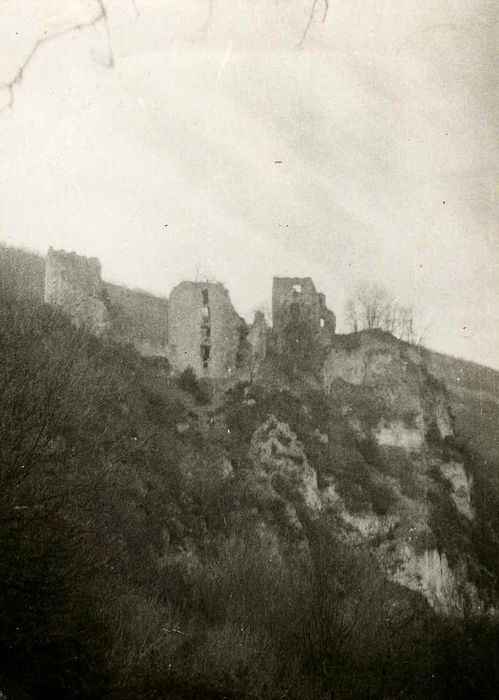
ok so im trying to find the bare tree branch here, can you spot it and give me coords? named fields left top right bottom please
left=1, top=0, right=112, bottom=112
left=298, top=0, right=329, bottom=48
left=321, top=0, right=329, bottom=23
left=202, top=0, right=214, bottom=34
left=130, top=0, right=140, bottom=19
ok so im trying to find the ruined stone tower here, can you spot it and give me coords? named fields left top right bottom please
left=44, top=247, right=110, bottom=335
left=272, top=277, right=336, bottom=349
left=168, top=281, right=243, bottom=378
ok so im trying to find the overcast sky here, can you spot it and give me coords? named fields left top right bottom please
left=0, top=0, right=498, bottom=368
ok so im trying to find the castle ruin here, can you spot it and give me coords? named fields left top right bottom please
left=272, top=277, right=336, bottom=351
left=43, top=249, right=335, bottom=378
left=44, top=248, right=110, bottom=336
left=168, top=281, right=243, bottom=377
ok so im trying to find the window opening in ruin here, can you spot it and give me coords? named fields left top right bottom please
left=202, top=325, right=211, bottom=340
left=201, top=305, right=210, bottom=319
left=202, top=289, right=209, bottom=305
left=201, top=344, right=210, bottom=370
left=320, top=318, right=325, bottom=328
left=290, top=302, right=300, bottom=321
left=292, top=284, right=302, bottom=293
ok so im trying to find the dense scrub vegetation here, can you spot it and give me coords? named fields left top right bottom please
left=1, top=269, right=499, bottom=698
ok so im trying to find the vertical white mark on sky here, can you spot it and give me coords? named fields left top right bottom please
left=215, top=40, right=233, bottom=87
left=403, top=53, right=409, bottom=142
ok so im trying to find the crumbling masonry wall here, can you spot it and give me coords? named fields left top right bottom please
left=272, top=277, right=336, bottom=350
left=247, top=310, right=268, bottom=373
left=43, top=249, right=338, bottom=380
left=168, top=281, right=243, bottom=378
left=44, top=247, right=110, bottom=335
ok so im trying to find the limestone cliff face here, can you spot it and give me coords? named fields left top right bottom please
left=244, top=330, right=493, bottom=614
left=244, top=409, right=478, bottom=614
left=244, top=411, right=481, bottom=612
left=323, top=331, right=454, bottom=449
left=249, top=416, right=322, bottom=516
left=389, top=545, right=483, bottom=614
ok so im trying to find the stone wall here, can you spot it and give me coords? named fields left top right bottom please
left=272, top=277, right=336, bottom=350
left=105, top=283, right=169, bottom=357
left=168, top=281, right=243, bottom=378
left=42, top=249, right=339, bottom=379
left=247, top=310, right=268, bottom=373
left=44, top=248, right=109, bottom=335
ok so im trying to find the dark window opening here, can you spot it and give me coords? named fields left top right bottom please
left=289, top=302, right=300, bottom=322
left=202, top=326, right=211, bottom=340
left=201, top=344, right=210, bottom=369
left=202, top=289, right=209, bottom=305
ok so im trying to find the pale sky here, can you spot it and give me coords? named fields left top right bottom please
left=0, top=0, right=498, bottom=367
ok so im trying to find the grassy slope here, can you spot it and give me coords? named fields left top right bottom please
left=0, top=244, right=45, bottom=299
left=426, top=349, right=499, bottom=462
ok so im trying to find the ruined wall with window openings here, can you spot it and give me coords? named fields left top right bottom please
left=272, top=277, right=336, bottom=352
left=44, top=250, right=336, bottom=378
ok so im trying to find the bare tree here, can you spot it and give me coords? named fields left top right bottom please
left=344, top=283, right=422, bottom=345
left=1, top=1, right=330, bottom=112
left=344, top=298, right=359, bottom=333
left=396, top=306, right=416, bottom=343
left=345, top=283, right=393, bottom=332
left=0, top=1, right=115, bottom=111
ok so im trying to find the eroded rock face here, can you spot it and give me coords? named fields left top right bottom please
left=435, top=397, right=453, bottom=438
left=440, top=461, right=475, bottom=520
left=316, top=333, right=487, bottom=612
left=322, top=331, right=454, bottom=446
left=389, top=544, right=483, bottom=614
left=392, top=545, right=457, bottom=611
left=318, top=480, right=480, bottom=612
left=235, top=332, right=492, bottom=616
left=375, top=420, right=425, bottom=452
left=250, top=416, right=322, bottom=513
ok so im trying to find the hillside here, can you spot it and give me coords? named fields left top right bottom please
left=0, top=244, right=45, bottom=299
left=1, top=251, right=499, bottom=698
left=426, top=349, right=499, bottom=463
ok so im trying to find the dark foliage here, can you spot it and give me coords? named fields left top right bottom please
left=178, top=366, right=212, bottom=404
left=0, top=273, right=499, bottom=698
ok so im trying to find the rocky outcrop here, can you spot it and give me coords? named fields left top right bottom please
left=250, top=416, right=322, bottom=513
left=440, top=461, right=474, bottom=520
left=323, top=331, right=454, bottom=446
left=375, top=420, right=425, bottom=452
left=314, top=331, right=493, bottom=613
left=390, top=544, right=483, bottom=614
